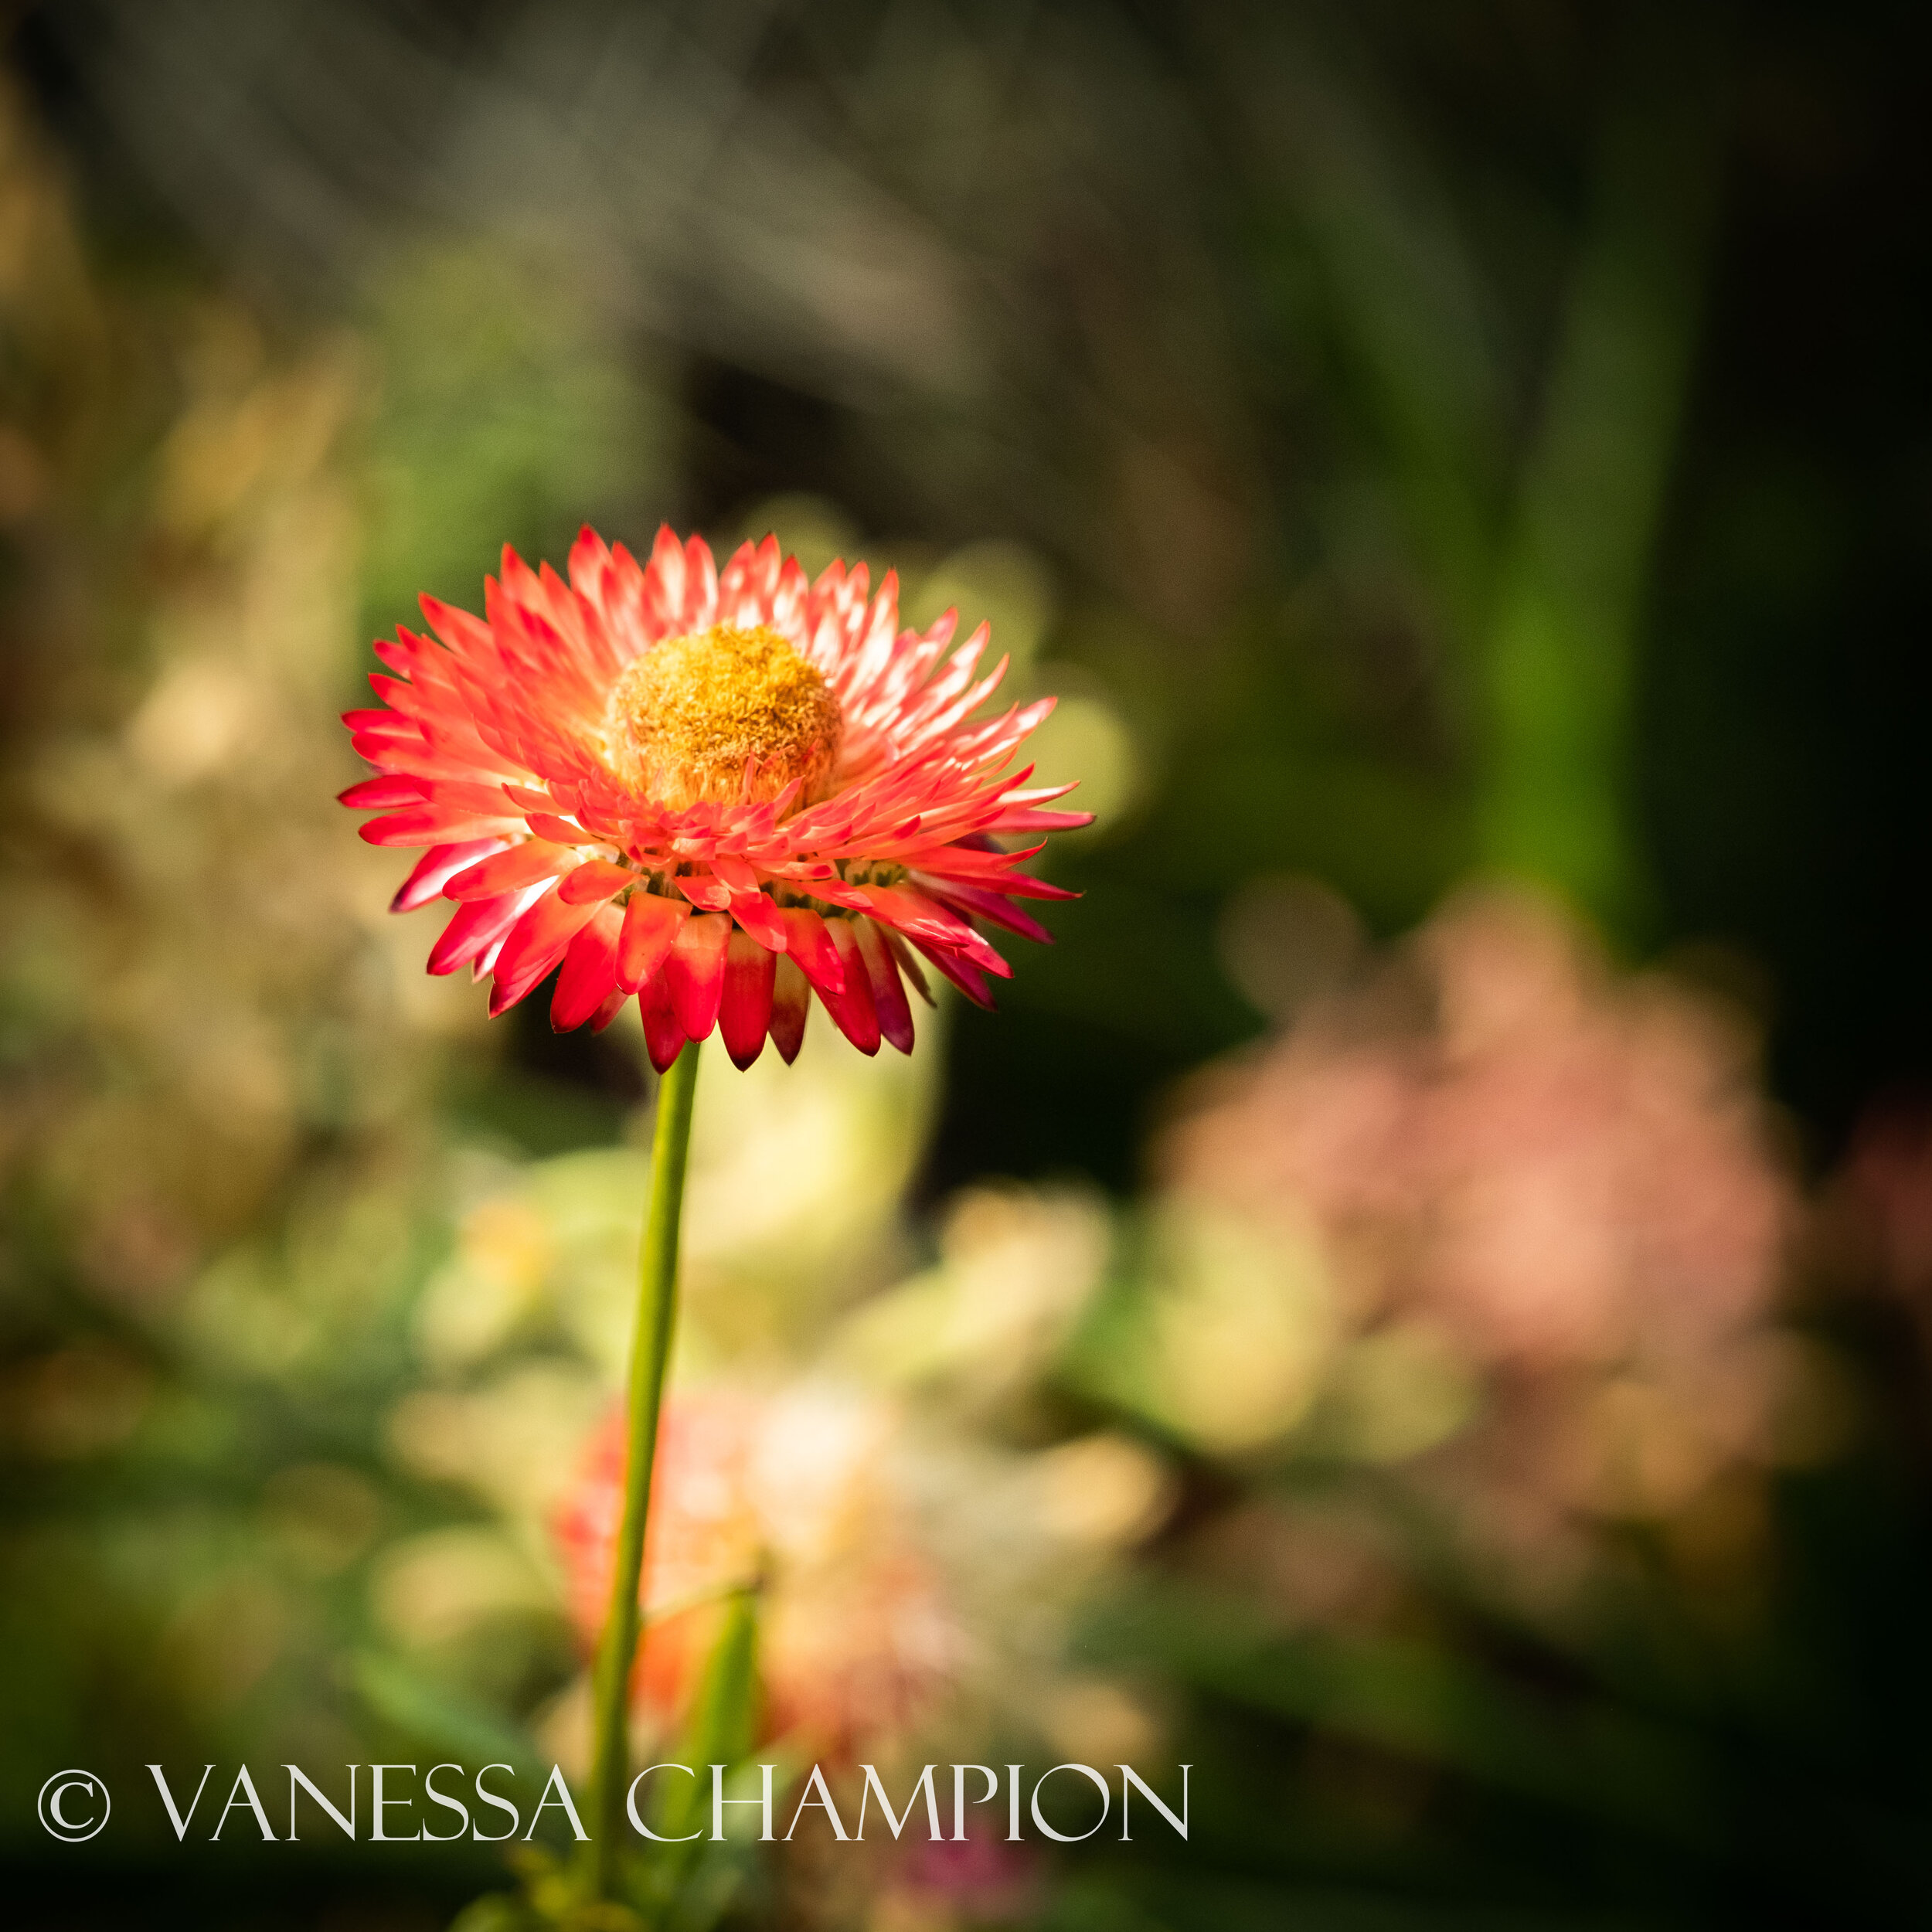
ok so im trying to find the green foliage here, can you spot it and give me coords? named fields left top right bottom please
left=358, top=244, right=665, bottom=645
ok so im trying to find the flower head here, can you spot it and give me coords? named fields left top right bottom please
left=342, top=528, right=1088, bottom=1066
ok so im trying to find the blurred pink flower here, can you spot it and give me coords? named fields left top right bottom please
left=553, top=1384, right=965, bottom=1758
left=1162, top=888, right=1798, bottom=1541
left=895, top=1830, right=1039, bottom=1920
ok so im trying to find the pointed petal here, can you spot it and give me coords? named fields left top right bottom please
left=552, top=903, right=624, bottom=1030
left=855, top=917, right=915, bottom=1053
left=975, top=870, right=1079, bottom=903
left=662, top=911, right=731, bottom=1040
left=362, top=805, right=522, bottom=847
left=777, top=906, right=845, bottom=998
left=447, top=840, right=574, bottom=901
left=617, top=890, right=689, bottom=992
left=340, top=774, right=425, bottom=808
left=490, top=888, right=602, bottom=1015
left=568, top=524, right=611, bottom=593
left=912, top=937, right=996, bottom=1010
left=719, top=930, right=777, bottom=1069
left=927, top=879, right=1055, bottom=944
left=770, top=954, right=811, bottom=1064
left=676, top=871, right=735, bottom=912
left=393, top=838, right=505, bottom=913
left=728, top=888, right=788, bottom=951
left=820, top=919, right=882, bottom=1054
left=859, top=881, right=1012, bottom=978
left=883, top=928, right=934, bottom=1006
left=992, top=807, right=1094, bottom=832
left=559, top=859, right=635, bottom=905
left=428, top=893, right=523, bottom=975
left=639, top=970, right=687, bottom=1073
left=524, top=811, right=589, bottom=845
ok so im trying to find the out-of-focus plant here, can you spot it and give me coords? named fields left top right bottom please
left=0, top=78, right=499, bottom=1849
left=380, top=1103, right=1170, bottom=1926
left=1110, top=886, right=1808, bottom=1576
left=553, top=1382, right=968, bottom=1764
left=1233, top=15, right=1721, bottom=930
left=1020, top=889, right=1923, bottom=1928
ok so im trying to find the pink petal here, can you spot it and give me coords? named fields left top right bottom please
left=422, top=778, right=531, bottom=816
left=524, top=811, right=589, bottom=845
left=551, top=903, right=624, bottom=1030
left=362, top=806, right=522, bottom=848
left=860, top=882, right=1012, bottom=978
left=490, top=889, right=602, bottom=1015
left=559, top=859, right=635, bottom=906
left=912, top=937, right=996, bottom=1010
left=777, top=906, right=845, bottom=998
left=883, top=928, right=935, bottom=1007
left=662, top=912, right=731, bottom=1040
left=568, top=524, right=612, bottom=594
left=393, top=838, right=505, bottom=913
left=340, top=774, right=425, bottom=808
left=447, top=841, right=574, bottom=901
left=719, top=930, right=777, bottom=1070
left=617, top=891, right=689, bottom=992
left=821, top=919, right=882, bottom=1055
left=926, top=879, right=1054, bottom=945
left=428, top=892, right=523, bottom=975
left=993, top=807, right=1094, bottom=832
left=855, top=917, right=915, bottom=1054
left=639, top=971, right=687, bottom=1074
left=676, top=872, right=735, bottom=912
left=729, top=889, right=788, bottom=951
left=770, top=955, right=811, bottom=1064
left=975, top=870, right=1078, bottom=903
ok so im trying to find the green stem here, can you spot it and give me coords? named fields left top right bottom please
left=586, top=1038, right=702, bottom=1900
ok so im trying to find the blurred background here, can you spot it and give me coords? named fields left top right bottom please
left=3, top=1, right=1931, bottom=1926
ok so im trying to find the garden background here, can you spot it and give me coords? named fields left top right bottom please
left=5, top=2, right=1932, bottom=1927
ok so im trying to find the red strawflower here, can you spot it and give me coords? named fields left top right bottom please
left=342, top=527, right=1088, bottom=1066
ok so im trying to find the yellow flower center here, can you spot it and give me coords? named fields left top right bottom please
left=604, top=624, right=842, bottom=809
